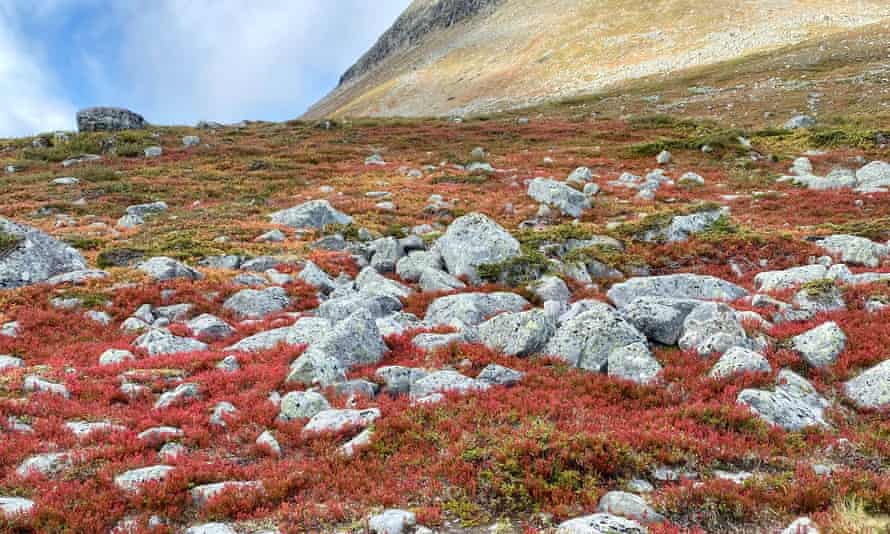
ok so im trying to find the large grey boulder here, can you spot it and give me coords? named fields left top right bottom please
left=16, top=452, right=72, bottom=477
left=709, top=346, right=771, bottom=378
left=0, top=217, right=88, bottom=288
left=754, top=265, right=827, bottom=292
left=792, top=322, right=846, bottom=368
left=356, top=267, right=412, bottom=299
left=225, top=326, right=292, bottom=353
left=784, top=115, right=815, bottom=130
left=368, top=237, right=404, bottom=273
left=317, top=293, right=402, bottom=323
left=843, top=360, right=890, bottom=409
left=477, top=363, right=524, bottom=386
left=223, top=287, right=290, bottom=319
left=816, top=235, right=888, bottom=268
left=396, top=250, right=444, bottom=281
left=186, top=314, right=234, bottom=341
left=621, top=297, right=701, bottom=345
left=154, top=383, right=201, bottom=409
left=477, top=309, right=556, bottom=356
left=376, top=366, right=430, bottom=395
left=313, top=309, right=386, bottom=368
left=114, top=465, right=174, bottom=492
left=434, top=213, right=520, bottom=284
left=419, top=268, right=466, bottom=292
left=527, top=178, right=590, bottom=217
left=737, top=370, right=830, bottom=431
left=286, top=347, right=347, bottom=386
left=608, top=274, right=748, bottom=309
left=678, top=302, right=748, bottom=356
left=607, top=342, right=661, bottom=384
left=285, top=317, right=334, bottom=346
left=137, top=257, right=202, bottom=281
left=269, top=200, right=351, bottom=229
left=302, top=408, right=380, bottom=435
left=556, top=513, right=646, bottom=534
left=424, top=292, right=529, bottom=329
left=76, top=107, right=145, bottom=132
left=544, top=307, right=647, bottom=372
left=297, top=261, right=336, bottom=293
left=597, top=491, right=664, bottom=523
left=855, top=161, right=890, bottom=191
left=0, top=354, right=25, bottom=371
left=134, top=328, right=208, bottom=356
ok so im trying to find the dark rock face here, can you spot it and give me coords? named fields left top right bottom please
left=76, top=107, right=146, bottom=132
left=338, top=0, right=501, bottom=86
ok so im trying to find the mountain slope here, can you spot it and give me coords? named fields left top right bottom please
left=306, top=0, right=890, bottom=119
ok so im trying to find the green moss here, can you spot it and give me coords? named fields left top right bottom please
left=625, top=128, right=747, bottom=158
left=819, top=217, right=890, bottom=242
left=325, top=223, right=362, bottom=241
left=799, top=278, right=838, bottom=297
left=63, top=235, right=102, bottom=251
left=515, top=223, right=595, bottom=251
left=0, top=228, right=22, bottom=254
left=74, top=166, right=120, bottom=182
left=477, top=251, right=549, bottom=286
left=431, top=174, right=489, bottom=185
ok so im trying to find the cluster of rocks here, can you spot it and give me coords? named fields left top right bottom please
left=781, top=157, right=890, bottom=192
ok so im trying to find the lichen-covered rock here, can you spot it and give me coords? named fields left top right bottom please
left=137, top=256, right=202, bottom=281
left=855, top=161, right=890, bottom=191
left=792, top=322, right=846, bottom=368
left=544, top=307, right=646, bottom=372
left=816, top=234, right=888, bottom=268
left=608, top=274, right=748, bottom=309
left=369, top=509, right=417, bottom=534
left=297, top=260, right=336, bottom=293
left=317, top=293, right=402, bottom=323
left=410, top=370, right=488, bottom=399
left=477, top=363, right=524, bottom=386
left=709, top=346, right=771, bottom=378
left=278, top=391, right=330, bottom=421
left=527, top=178, right=591, bottom=217
left=419, top=268, right=466, bottom=292
left=376, top=366, right=430, bottom=395
left=356, top=267, right=412, bottom=299
left=0, top=217, right=88, bottom=288
left=737, top=370, right=829, bottom=431
left=16, top=452, right=72, bottom=477
left=269, top=199, right=352, bottom=229
left=607, top=342, right=661, bottom=384
left=154, top=383, right=201, bottom=409
left=477, top=309, right=556, bottom=356
left=114, top=465, right=174, bottom=492
left=186, top=314, right=235, bottom=341
left=844, top=359, right=890, bottom=409
left=754, top=265, right=827, bottom=292
left=596, top=491, right=664, bottom=523
left=640, top=208, right=726, bottom=243
left=396, top=250, right=444, bottom=281
left=134, top=328, right=208, bottom=356
left=678, top=302, right=748, bottom=356
left=425, top=292, right=529, bottom=329
left=302, top=408, right=380, bottom=435
left=556, top=513, right=646, bottom=534
left=434, top=213, right=520, bottom=284
left=223, top=287, right=290, bottom=319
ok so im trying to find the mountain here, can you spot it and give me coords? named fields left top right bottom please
left=306, top=0, right=890, bottom=118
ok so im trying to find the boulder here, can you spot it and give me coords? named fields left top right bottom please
left=620, top=297, right=701, bottom=345
left=477, top=309, right=556, bottom=356
left=425, top=292, right=529, bottom=329
left=737, top=370, right=829, bottom=430
left=843, top=359, right=890, bottom=409
left=639, top=208, right=726, bottom=243
left=527, top=178, right=591, bottom=217
left=596, top=491, right=664, bottom=523
left=190, top=481, right=262, bottom=509
left=678, top=302, right=748, bottom=356
left=76, top=107, right=145, bottom=132
left=784, top=115, right=815, bottom=130
left=419, top=268, right=465, bottom=292
left=223, top=287, right=290, bottom=319
left=297, top=261, right=336, bottom=293
left=186, top=314, right=235, bottom=341
left=376, top=366, right=430, bottom=395
left=23, top=375, right=69, bottom=397
left=356, top=267, right=412, bottom=299
left=816, top=235, right=888, bottom=268
left=607, top=342, right=662, bottom=384
left=410, top=370, right=487, bottom=400
left=396, top=250, right=444, bottom=281
left=369, top=509, right=417, bottom=534
left=99, top=348, right=136, bottom=366
left=709, top=347, right=771, bottom=378
left=114, top=465, right=174, bottom=492
left=16, top=452, right=71, bottom=477
left=0, top=354, right=25, bottom=370
left=792, top=322, right=846, bottom=368
left=154, top=383, right=201, bottom=409
left=0, top=497, right=35, bottom=517
left=137, top=257, right=202, bottom=281
left=754, top=265, right=827, bottom=292
left=278, top=391, right=330, bottom=421
left=855, top=161, right=890, bottom=190
left=317, top=293, right=402, bottom=323
left=544, top=307, right=646, bottom=372
left=302, top=408, right=380, bottom=435
left=434, top=213, right=520, bottom=284
left=607, top=274, right=747, bottom=309
left=556, top=513, right=646, bottom=534
left=184, top=525, right=237, bottom=534
left=0, top=217, right=88, bottom=288
left=269, top=200, right=351, bottom=229
left=134, top=329, right=208, bottom=356
left=477, top=363, right=524, bottom=386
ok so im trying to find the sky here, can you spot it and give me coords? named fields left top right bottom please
left=0, top=0, right=411, bottom=138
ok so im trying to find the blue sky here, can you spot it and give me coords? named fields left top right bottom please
left=0, top=0, right=411, bottom=137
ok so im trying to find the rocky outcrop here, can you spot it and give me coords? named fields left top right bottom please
left=0, top=217, right=88, bottom=288
left=76, top=107, right=145, bottom=132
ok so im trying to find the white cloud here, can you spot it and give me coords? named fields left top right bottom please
left=104, top=0, right=411, bottom=125
left=0, top=5, right=76, bottom=137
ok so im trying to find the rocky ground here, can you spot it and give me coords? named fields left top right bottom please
left=1, top=104, right=890, bottom=534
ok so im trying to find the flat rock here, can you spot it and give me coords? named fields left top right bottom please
left=269, top=199, right=351, bottom=229
left=302, top=408, right=380, bottom=435
left=410, top=370, right=487, bottom=399
left=114, top=465, right=174, bottom=492
left=816, top=234, right=888, bottom=268
left=754, top=265, right=827, bottom=292
left=597, top=491, right=664, bottom=523
left=608, top=274, right=748, bottom=309
left=556, top=513, right=646, bottom=534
